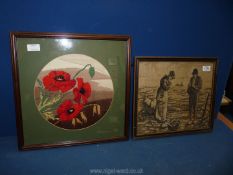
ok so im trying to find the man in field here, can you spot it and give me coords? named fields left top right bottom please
left=187, top=68, right=202, bottom=124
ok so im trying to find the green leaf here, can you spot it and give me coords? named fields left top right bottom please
left=43, top=111, right=55, bottom=120
left=37, top=79, right=43, bottom=88
left=89, top=66, right=95, bottom=78
left=39, top=92, right=64, bottom=113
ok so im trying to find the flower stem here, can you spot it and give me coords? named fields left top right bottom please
left=73, top=64, right=92, bottom=79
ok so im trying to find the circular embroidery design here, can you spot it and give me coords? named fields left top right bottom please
left=34, top=54, right=114, bottom=130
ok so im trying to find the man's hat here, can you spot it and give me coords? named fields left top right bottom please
left=169, top=71, right=175, bottom=78
left=192, top=68, right=198, bottom=75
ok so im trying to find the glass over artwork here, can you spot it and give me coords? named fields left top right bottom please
left=134, top=57, right=217, bottom=138
left=34, top=54, right=114, bottom=130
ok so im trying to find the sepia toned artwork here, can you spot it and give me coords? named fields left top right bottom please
left=133, top=57, right=217, bottom=138
left=11, top=32, right=130, bottom=150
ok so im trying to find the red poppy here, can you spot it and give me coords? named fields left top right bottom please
left=56, top=100, right=83, bottom=122
left=42, top=71, right=75, bottom=93
left=73, top=78, right=91, bottom=104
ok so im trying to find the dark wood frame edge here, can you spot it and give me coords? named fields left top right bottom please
left=10, top=32, right=130, bottom=40
left=10, top=33, right=25, bottom=150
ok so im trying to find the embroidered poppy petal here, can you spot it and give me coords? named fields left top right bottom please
left=81, top=95, right=88, bottom=104
left=48, top=71, right=57, bottom=78
left=43, top=76, right=58, bottom=91
left=56, top=100, right=72, bottom=115
left=73, top=78, right=92, bottom=104
left=77, top=78, right=84, bottom=88
left=83, top=83, right=91, bottom=98
left=42, top=71, right=75, bottom=93
left=57, top=100, right=83, bottom=122
left=73, top=88, right=81, bottom=102
left=59, top=80, right=76, bottom=93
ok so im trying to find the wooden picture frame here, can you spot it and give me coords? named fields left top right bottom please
left=11, top=32, right=131, bottom=150
left=133, top=57, right=217, bottom=138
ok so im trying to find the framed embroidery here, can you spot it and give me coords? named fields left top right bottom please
left=11, top=32, right=131, bottom=150
left=133, top=57, right=217, bottom=138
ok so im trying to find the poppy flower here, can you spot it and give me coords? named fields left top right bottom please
left=56, top=100, right=83, bottom=122
left=73, top=78, right=91, bottom=104
left=42, top=71, right=75, bottom=93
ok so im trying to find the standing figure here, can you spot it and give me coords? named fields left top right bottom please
left=187, top=68, right=202, bottom=123
left=155, top=71, right=175, bottom=124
